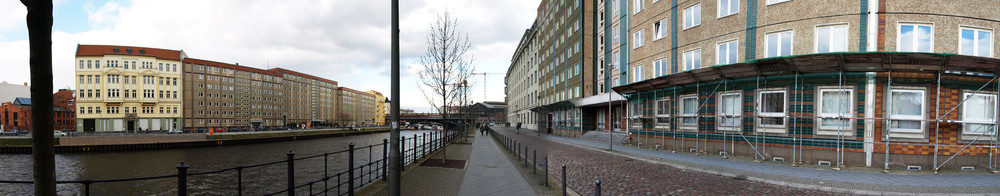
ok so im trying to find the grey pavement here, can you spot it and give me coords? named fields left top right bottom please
left=507, top=126, right=1000, bottom=194
left=459, top=132, right=537, bottom=196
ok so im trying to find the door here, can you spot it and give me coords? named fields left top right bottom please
left=83, top=119, right=95, bottom=132
left=127, top=120, right=135, bottom=133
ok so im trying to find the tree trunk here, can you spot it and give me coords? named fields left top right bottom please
left=23, top=0, right=56, bottom=195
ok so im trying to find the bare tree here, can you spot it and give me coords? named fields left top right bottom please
left=418, top=10, right=475, bottom=121
left=21, top=0, right=56, bottom=194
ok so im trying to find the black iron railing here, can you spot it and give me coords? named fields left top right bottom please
left=0, top=130, right=461, bottom=196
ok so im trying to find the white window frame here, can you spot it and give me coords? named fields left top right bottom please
left=896, top=22, right=934, bottom=53
left=765, top=30, right=794, bottom=58
left=679, top=95, right=699, bottom=130
left=717, top=0, right=739, bottom=18
left=815, top=24, right=849, bottom=53
left=717, top=91, right=742, bottom=132
left=613, top=0, right=620, bottom=17
left=717, top=40, right=739, bottom=65
left=654, top=18, right=668, bottom=40
left=887, top=87, right=926, bottom=134
left=766, top=0, right=790, bottom=5
left=815, top=86, right=855, bottom=136
left=958, top=26, right=994, bottom=57
left=613, top=24, right=620, bottom=43
left=655, top=97, right=671, bottom=129
left=633, top=65, right=645, bottom=82
left=633, top=29, right=645, bottom=48
left=756, top=88, right=788, bottom=133
left=654, top=58, right=668, bottom=77
left=961, top=92, right=997, bottom=137
left=633, top=0, right=644, bottom=14
left=683, top=48, right=702, bottom=71
left=683, top=4, right=701, bottom=29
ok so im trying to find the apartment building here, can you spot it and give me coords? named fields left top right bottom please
left=74, top=45, right=184, bottom=132
left=365, top=90, right=386, bottom=126
left=269, top=68, right=339, bottom=127
left=182, top=58, right=285, bottom=131
left=337, top=87, right=375, bottom=126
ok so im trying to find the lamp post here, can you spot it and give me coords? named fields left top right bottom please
left=607, top=63, right=614, bottom=151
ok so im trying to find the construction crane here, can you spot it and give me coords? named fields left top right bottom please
left=471, top=72, right=503, bottom=101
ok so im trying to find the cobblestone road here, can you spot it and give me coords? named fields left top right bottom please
left=491, top=126, right=842, bottom=196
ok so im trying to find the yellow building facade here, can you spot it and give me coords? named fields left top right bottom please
left=364, top=90, right=386, bottom=126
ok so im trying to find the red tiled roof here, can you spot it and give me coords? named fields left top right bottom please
left=268, top=68, right=338, bottom=85
left=183, top=58, right=283, bottom=77
left=76, top=44, right=184, bottom=61
left=338, top=87, right=374, bottom=97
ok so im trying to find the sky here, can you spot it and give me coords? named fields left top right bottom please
left=0, top=0, right=537, bottom=113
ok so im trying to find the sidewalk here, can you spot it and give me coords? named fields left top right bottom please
left=508, top=126, right=1000, bottom=194
left=357, top=131, right=539, bottom=196
left=458, top=132, right=535, bottom=196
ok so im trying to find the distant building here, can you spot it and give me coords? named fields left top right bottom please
left=336, top=87, right=375, bottom=126
left=471, top=101, right=507, bottom=124
left=0, top=97, right=75, bottom=132
left=364, top=90, right=386, bottom=126
left=0, top=81, right=31, bottom=103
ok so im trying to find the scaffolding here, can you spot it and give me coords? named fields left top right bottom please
left=613, top=52, right=1000, bottom=172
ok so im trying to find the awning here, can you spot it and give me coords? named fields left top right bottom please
left=612, top=52, right=1000, bottom=94
left=574, top=92, right=626, bottom=107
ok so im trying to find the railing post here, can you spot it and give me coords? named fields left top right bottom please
left=176, top=162, right=188, bottom=196
left=561, top=164, right=566, bottom=196
left=236, top=166, right=244, bottom=196
left=533, top=150, right=537, bottom=175
left=423, top=132, right=428, bottom=158
left=382, top=138, right=388, bottom=181
left=594, top=180, right=601, bottom=196
left=286, top=151, right=295, bottom=196
left=401, top=136, right=406, bottom=171
left=413, top=134, right=417, bottom=163
left=82, top=179, right=92, bottom=196
left=348, top=143, right=355, bottom=196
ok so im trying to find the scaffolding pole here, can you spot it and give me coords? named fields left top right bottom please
left=836, top=69, right=846, bottom=169
left=933, top=68, right=942, bottom=173
left=884, top=59, right=893, bottom=172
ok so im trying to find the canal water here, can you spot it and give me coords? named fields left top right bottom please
left=0, top=130, right=439, bottom=195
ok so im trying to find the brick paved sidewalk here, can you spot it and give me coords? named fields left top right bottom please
left=500, top=126, right=1000, bottom=194
left=493, top=125, right=837, bottom=196
left=458, top=132, right=536, bottom=196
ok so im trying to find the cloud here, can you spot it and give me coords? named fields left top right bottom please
left=0, top=0, right=538, bottom=112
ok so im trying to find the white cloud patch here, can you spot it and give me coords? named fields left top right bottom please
left=0, top=0, right=537, bottom=112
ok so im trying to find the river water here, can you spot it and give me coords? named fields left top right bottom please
left=0, top=130, right=439, bottom=195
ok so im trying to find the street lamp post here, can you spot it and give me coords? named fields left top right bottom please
left=607, top=63, right=613, bottom=151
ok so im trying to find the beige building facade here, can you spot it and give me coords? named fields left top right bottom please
left=365, top=90, right=386, bottom=126
left=337, top=87, right=375, bottom=126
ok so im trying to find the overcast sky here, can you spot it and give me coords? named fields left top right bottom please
left=0, top=0, right=536, bottom=112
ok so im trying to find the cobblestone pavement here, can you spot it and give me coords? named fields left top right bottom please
left=490, top=126, right=841, bottom=196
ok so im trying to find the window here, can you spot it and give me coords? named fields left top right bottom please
left=897, top=23, right=933, bottom=52
left=766, top=0, right=790, bottom=5
left=613, top=0, right=619, bottom=16
left=79, top=60, right=84, bottom=69
left=633, top=30, right=644, bottom=48
left=817, top=88, right=854, bottom=135
left=633, top=0, right=644, bottom=14
left=888, top=88, right=925, bottom=133
left=757, top=89, right=787, bottom=132
left=654, top=58, right=668, bottom=77
left=718, top=92, right=741, bottom=131
left=655, top=98, right=671, bottom=129
left=959, top=27, right=993, bottom=57
left=613, top=24, right=620, bottom=43
left=683, top=4, right=701, bottom=29
left=679, top=95, right=698, bottom=129
left=717, top=40, right=738, bottom=65
left=962, top=92, right=996, bottom=137
left=613, top=51, right=620, bottom=70
left=718, top=0, right=738, bottom=17
left=654, top=18, right=667, bottom=40
left=766, top=30, right=793, bottom=57
left=684, top=49, right=702, bottom=70
left=633, top=65, right=645, bottom=82
left=816, top=25, right=848, bottom=53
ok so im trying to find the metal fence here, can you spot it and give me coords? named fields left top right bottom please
left=0, top=130, right=460, bottom=196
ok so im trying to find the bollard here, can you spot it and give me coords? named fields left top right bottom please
left=524, top=146, right=528, bottom=167
left=561, top=164, right=567, bottom=196
left=176, top=162, right=188, bottom=196
left=401, top=136, right=406, bottom=171
left=594, top=180, right=601, bottom=196
left=382, top=138, right=388, bottom=181
left=517, top=142, right=520, bottom=160
left=286, top=151, right=295, bottom=196
left=533, top=150, right=537, bottom=175
left=545, top=156, right=549, bottom=187
left=348, top=143, right=355, bottom=196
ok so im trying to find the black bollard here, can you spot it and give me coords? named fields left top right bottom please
left=594, top=180, right=601, bottom=196
left=545, top=156, right=549, bottom=187
left=561, top=164, right=567, bottom=196
left=533, top=150, right=537, bottom=175
left=524, top=146, right=528, bottom=167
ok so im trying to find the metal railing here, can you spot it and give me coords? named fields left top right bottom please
left=489, top=127, right=605, bottom=196
left=0, top=130, right=461, bottom=195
